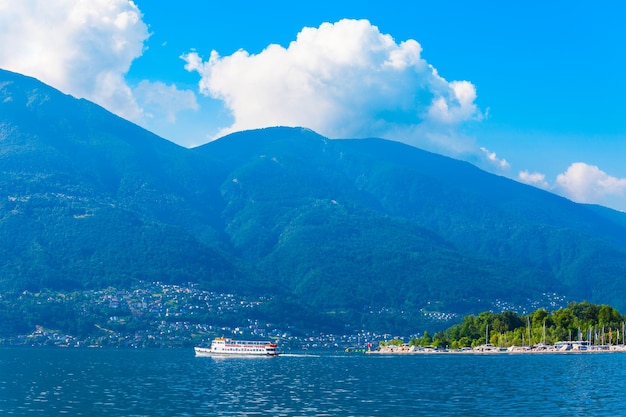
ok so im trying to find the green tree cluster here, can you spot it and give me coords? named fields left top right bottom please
left=407, top=302, right=625, bottom=349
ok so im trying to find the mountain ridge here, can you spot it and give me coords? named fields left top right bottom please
left=2, top=68, right=626, bottom=334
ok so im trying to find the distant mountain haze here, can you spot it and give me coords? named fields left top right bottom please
left=2, top=68, right=626, bottom=332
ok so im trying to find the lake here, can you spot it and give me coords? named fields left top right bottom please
left=1, top=347, right=625, bottom=416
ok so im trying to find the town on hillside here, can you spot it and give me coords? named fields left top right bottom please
left=0, top=281, right=573, bottom=352
left=0, top=282, right=388, bottom=350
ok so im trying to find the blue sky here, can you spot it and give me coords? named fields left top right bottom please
left=1, top=0, right=625, bottom=210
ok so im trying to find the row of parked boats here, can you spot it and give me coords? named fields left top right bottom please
left=372, top=341, right=626, bottom=354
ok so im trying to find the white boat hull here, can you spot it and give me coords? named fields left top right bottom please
left=194, top=338, right=279, bottom=357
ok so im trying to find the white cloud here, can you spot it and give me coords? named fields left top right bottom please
left=428, top=80, right=481, bottom=125
left=0, top=0, right=201, bottom=142
left=554, top=162, right=626, bottom=204
left=0, top=0, right=150, bottom=120
left=133, top=81, right=198, bottom=123
left=480, top=147, right=509, bottom=170
left=518, top=170, right=549, bottom=189
left=515, top=163, right=626, bottom=211
left=182, top=19, right=483, bottom=150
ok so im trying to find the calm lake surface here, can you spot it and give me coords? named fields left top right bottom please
left=1, top=347, right=626, bottom=416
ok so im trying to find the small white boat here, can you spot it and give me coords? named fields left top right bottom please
left=194, top=337, right=279, bottom=357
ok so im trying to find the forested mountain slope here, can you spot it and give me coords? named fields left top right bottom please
left=3, top=68, right=626, bottom=333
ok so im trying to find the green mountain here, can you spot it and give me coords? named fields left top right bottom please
left=3, top=68, right=626, bottom=333
left=0, top=69, right=249, bottom=294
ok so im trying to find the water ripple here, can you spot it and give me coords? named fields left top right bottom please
left=2, top=348, right=626, bottom=416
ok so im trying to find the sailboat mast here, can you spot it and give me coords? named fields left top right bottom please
left=486, top=324, right=489, bottom=345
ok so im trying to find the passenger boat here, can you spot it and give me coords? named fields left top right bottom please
left=194, top=337, right=279, bottom=356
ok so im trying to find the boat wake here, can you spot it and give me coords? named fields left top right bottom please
left=279, top=353, right=321, bottom=358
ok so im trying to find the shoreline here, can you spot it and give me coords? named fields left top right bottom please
left=367, top=343, right=626, bottom=355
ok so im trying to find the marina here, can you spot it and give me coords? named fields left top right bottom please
left=369, top=341, right=626, bottom=355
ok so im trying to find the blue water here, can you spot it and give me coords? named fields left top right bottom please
left=1, top=347, right=626, bottom=416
